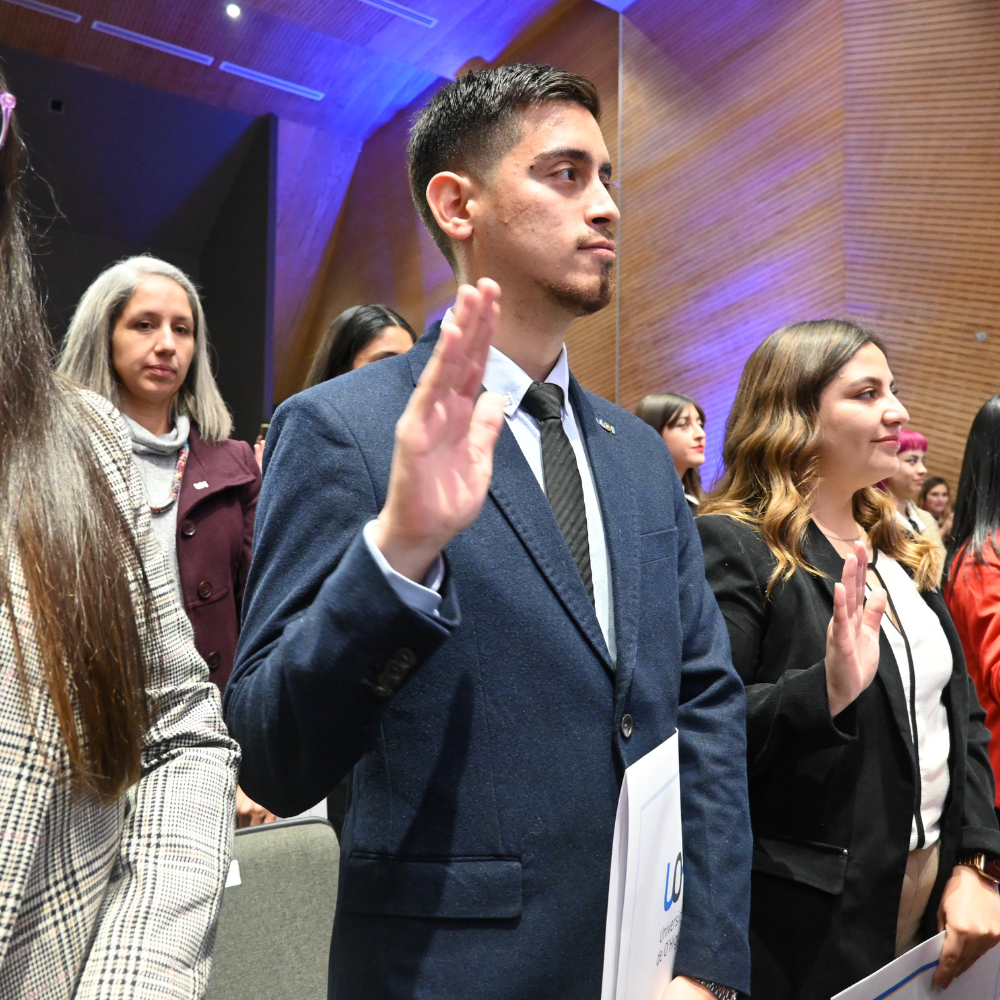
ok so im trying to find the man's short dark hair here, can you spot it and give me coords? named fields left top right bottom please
left=407, top=63, right=601, bottom=266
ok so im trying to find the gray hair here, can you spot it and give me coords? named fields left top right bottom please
left=58, top=255, right=233, bottom=441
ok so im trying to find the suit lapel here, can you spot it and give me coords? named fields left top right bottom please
left=570, top=381, right=640, bottom=689
left=405, top=322, right=441, bottom=384
left=803, top=525, right=916, bottom=764
left=177, top=444, right=208, bottom=524
left=177, top=429, right=255, bottom=523
left=408, top=323, right=611, bottom=672
left=488, top=422, right=613, bottom=674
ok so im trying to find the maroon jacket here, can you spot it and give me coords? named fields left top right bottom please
left=177, top=425, right=260, bottom=692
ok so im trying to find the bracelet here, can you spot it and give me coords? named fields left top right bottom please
left=693, top=980, right=739, bottom=1000
left=956, top=851, right=1000, bottom=885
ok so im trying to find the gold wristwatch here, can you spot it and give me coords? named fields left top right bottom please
left=956, top=851, right=1000, bottom=884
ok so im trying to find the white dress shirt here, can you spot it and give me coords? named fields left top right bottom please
left=365, top=339, right=616, bottom=663
left=868, top=552, right=952, bottom=851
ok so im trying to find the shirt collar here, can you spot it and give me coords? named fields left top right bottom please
left=484, top=344, right=570, bottom=418
left=441, top=307, right=570, bottom=419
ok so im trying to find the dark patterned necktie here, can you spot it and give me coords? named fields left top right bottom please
left=520, top=381, right=593, bottom=602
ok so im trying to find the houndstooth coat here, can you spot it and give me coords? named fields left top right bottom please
left=0, top=391, right=240, bottom=998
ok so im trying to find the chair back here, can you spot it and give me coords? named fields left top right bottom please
left=204, top=816, right=339, bottom=1000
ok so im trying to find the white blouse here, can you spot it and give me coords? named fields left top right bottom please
left=869, top=552, right=952, bottom=851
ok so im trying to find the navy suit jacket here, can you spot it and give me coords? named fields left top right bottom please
left=226, top=325, right=752, bottom=999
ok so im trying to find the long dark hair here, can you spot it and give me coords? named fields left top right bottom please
left=0, top=71, right=152, bottom=801
left=634, top=392, right=706, bottom=500
left=304, top=304, right=416, bottom=388
left=702, top=320, right=941, bottom=593
left=948, top=394, right=1000, bottom=574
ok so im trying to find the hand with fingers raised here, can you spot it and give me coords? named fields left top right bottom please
left=825, top=541, right=888, bottom=718
left=369, top=279, right=507, bottom=583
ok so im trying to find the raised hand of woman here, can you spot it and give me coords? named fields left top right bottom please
left=370, top=279, right=506, bottom=582
left=825, top=541, right=887, bottom=718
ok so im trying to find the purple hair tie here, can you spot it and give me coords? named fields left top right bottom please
left=0, top=92, right=17, bottom=154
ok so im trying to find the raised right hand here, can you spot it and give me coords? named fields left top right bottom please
left=825, top=541, right=887, bottom=718
left=369, top=280, right=506, bottom=582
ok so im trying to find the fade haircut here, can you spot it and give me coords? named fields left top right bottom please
left=408, top=63, right=601, bottom=266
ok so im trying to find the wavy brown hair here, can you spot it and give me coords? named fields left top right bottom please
left=702, top=320, right=942, bottom=594
left=0, top=71, right=152, bottom=800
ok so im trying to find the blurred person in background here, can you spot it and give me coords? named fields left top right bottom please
left=881, top=428, right=944, bottom=551
left=945, top=394, right=1000, bottom=824
left=635, top=392, right=706, bottom=510
left=698, top=321, right=1000, bottom=999
left=252, top=305, right=418, bottom=470
left=304, top=303, right=417, bottom=389
left=0, top=76, right=238, bottom=997
left=920, top=476, right=954, bottom=542
left=58, top=256, right=270, bottom=827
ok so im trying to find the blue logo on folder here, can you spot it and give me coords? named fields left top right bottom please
left=664, top=852, right=684, bottom=911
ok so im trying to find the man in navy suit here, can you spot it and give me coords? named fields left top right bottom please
left=226, top=64, right=751, bottom=1000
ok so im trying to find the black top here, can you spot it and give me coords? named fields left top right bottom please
left=697, top=515, right=1000, bottom=1000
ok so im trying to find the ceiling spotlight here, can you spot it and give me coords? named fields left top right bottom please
left=226, top=3, right=241, bottom=18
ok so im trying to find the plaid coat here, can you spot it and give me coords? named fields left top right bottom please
left=0, top=391, right=240, bottom=998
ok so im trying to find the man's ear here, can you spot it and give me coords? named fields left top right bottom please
left=426, top=171, right=476, bottom=244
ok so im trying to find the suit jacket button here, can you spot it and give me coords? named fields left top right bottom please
left=197, top=581, right=213, bottom=600
left=393, top=648, right=416, bottom=670
left=181, top=520, right=196, bottom=537
left=206, top=652, right=221, bottom=671
left=620, top=714, right=634, bottom=739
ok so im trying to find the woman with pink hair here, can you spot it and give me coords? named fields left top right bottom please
left=883, top=428, right=945, bottom=557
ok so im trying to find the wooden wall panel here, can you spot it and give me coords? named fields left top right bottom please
left=277, top=0, right=1000, bottom=478
left=276, top=94, right=438, bottom=400
left=843, top=0, right=1000, bottom=489
left=272, top=120, right=361, bottom=399
left=617, top=0, right=847, bottom=482
left=280, top=0, right=619, bottom=402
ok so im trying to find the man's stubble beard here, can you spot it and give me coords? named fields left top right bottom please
left=536, top=261, right=615, bottom=317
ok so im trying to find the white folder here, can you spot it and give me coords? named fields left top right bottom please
left=601, top=730, right=684, bottom=1000
left=832, top=931, right=1000, bottom=1000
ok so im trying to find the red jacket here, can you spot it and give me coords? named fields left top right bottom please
left=177, top=425, right=260, bottom=692
left=945, top=542, right=1000, bottom=807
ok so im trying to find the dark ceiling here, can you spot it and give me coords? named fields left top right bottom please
left=0, top=0, right=602, bottom=142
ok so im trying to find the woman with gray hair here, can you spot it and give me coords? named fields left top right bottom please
left=59, top=256, right=272, bottom=827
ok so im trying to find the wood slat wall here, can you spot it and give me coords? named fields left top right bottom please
left=842, top=0, right=1000, bottom=489
left=275, top=100, right=435, bottom=399
left=278, top=0, right=1000, bottom=497
left=616, top=0, right=847, bottom=483
left=272, top=121, right=361, bottom=398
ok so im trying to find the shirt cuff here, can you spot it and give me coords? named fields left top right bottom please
left=362, top=519, right=444, bottom=618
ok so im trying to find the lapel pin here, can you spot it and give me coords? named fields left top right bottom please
left=597, top=418, right=616, bottom=434
left=193, top=481, right=209, bottom=490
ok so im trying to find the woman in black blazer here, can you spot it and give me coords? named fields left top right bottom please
left=697, top=320, right=1000, bottom=1000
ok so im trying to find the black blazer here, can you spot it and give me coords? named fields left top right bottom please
left=697, top=515, right=1000, bottom=1000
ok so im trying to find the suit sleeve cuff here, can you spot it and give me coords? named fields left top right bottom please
left=362, top=519, right=444, bottom=618
left=748, top=661, right=858, bottom=768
